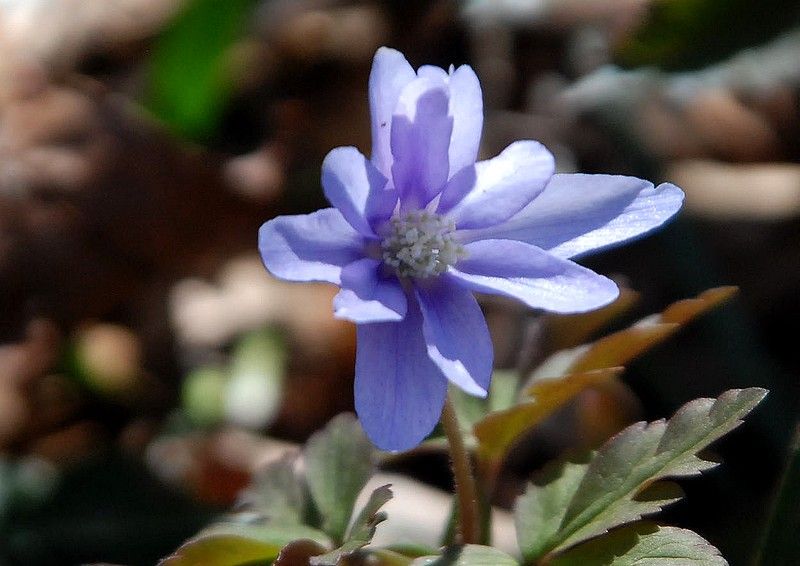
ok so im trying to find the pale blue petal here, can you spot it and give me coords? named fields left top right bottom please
left=322, top=146, right=395, bottom=236
left=412, top=64, right=483, bottom=180
left=449, top=239, right=619, bottom=313
left=447, top=64, right=483, bottom=178
left=258, top=208, right=365, bottom=285
left=415, top=277, right=492, bottom=397
left=369, top=47, right=417, bottom=178
left=355, top=298, right=448, bottom=451
left=458, top=174, right=685, bottom=259
left=333, top=258, right=406, bottom=323
left=391, top=78, right=453, bottom=208
left=417, top=65, right=448, bottom=82
left=439, top=141, right=555, bottom=229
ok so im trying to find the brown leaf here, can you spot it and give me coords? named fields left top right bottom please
left=659, top=286, right=738, bottom=325
left=567, top=323, right=679, bottom=374
left=474, top=368, right=624, bottom=472
left=545, top=287, right=640, bottom=351
left=564, top=286, right=739, bottom=375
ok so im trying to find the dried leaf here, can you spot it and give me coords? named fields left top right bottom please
left=474, top=368, right=623, bottom=474
left=533, top=287, right=739, bottom=379
left=545, top=288, right=640, bottom=352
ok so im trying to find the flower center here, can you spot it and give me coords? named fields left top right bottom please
left=381, top=210, right=466, bottom=278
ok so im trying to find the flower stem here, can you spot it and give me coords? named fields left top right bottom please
left=440, top=395, right=480, bottom=545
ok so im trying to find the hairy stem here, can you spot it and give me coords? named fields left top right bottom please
left=441, top=395, right=481, bottom=545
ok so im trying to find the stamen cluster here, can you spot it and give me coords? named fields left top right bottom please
left=381, top=210, right=466, bottom=278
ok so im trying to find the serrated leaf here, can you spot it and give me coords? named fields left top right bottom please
left=532, top=287, right=739, bottom=381
left=474, top=368, right=623, bottom=479
left=515, top=388, right=767, bottom=562
left=305, top=414, right=374, bottom=543
left=310, top=485, right=393, bottom=566
left=549, top=522, right=727, bottom=565
left=158, top=522, right=330, bottom=566
left=242, top=454, right=305, bottom=524
left=410, top=545, right=518, bottom=565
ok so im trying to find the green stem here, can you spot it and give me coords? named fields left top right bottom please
left=441, top=395, right=480, bottom=545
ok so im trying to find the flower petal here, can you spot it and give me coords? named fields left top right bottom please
left=459, top=174, right=685, bottom=259
left=415, top=277, right=492, bottom=397
left=369, top=47, right=417, bottom=178
left=439, top=140, right=555, bottom=229
left=415, top=64, right=483, bottom=179
left=391, top=78, right=453, bottom=208
left=447, top=64, right=483, bottom=178
left=355, top=298, right=448, bottom=451
left=258, top=208, right=365, bottom=284
left=322, top=146, right=395, bottom=236
left=449, top=239, right=619, bottom=313
left=333, top=258, right=406, bottom=323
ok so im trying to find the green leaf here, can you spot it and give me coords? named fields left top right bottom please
left=346, top=484, right=393, bottom=541
left=550, top=522, right=727, bottom=565
left=304, top=413, right=374, bottom=543
left=410, top=545, right=518, bottom=565
left=488, top=370, right=521, bottom=414
left=515, top=388, right=767, bottom=562
left=158, top=522, right=330, bottom=566
left=310, top=485, right=393, bottom=566
left=146, top=0, right=257, bottom=140
left=244, top=454, right=306, bottom=524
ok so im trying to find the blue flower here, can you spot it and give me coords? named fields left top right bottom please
left=259, top=47, right=684, bottom=451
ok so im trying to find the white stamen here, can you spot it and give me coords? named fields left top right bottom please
left=381, top=210, right=466, bottom=278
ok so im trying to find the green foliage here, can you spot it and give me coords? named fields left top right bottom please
left=305, top=413, right=375, bottom=543
left=411, top=545, right=518, bottom=565
left=514, top=388, right=766, bottom=563
left=161, top=414, right=377, bottom=564
left=310, top=485, right=393, bottom=565
left=146, top=0, right=258, bottom=140
left=158, top=522, right=330, bottom=566
left=244, top=455, right=306, bottom=524
left=159, top=288, right=768, bottom=566
left=549, top=522, right=726, bottom=566
left=472, top=287, right=738, bottom=485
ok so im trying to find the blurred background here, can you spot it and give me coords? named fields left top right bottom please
left=0, top=0, right=799, bottom=564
